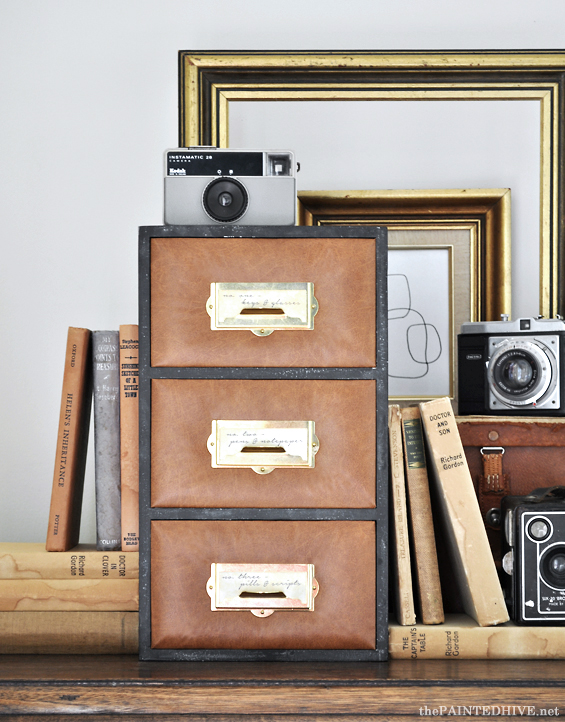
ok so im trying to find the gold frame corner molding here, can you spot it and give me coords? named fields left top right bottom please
left=297, top=188, right=511, bottom=323
left=178, top=50, right=565, bottom=317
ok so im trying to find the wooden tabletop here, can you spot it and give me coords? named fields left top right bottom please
left=1, top=656, right=565, bottom=718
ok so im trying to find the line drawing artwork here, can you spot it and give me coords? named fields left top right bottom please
left=388, top=273, right=442, bottom=379
left=388, top=248, right=451, bottom=398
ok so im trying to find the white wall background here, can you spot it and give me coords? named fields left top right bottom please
left=1, top=0, right=564, bottom=543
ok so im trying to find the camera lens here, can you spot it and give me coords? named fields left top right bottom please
left=494, top=350, right=538, bottom=395
left=203, top=178, right=248, bottom=222
left=488, top=336, right=559, bottom=409
left=541, top=545, right=565, bottom=589
left=504, top=358, right=533, bottom=389
left=218, top=192, right=233, bottom=207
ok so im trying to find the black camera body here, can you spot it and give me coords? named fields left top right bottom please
left=164, top=147, right=297, bottom=226
left=501, top=488, right=565, bottom=624
left=458, top=316, right=565, bottom=415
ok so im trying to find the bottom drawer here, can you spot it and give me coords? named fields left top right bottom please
left=150, top=520, right=376, bottom=650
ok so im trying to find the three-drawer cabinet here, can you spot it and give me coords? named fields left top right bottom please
left=138, top=225, right=388, bottom=661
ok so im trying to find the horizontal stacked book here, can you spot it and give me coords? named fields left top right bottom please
left=0, top=543, right=138, bottom=653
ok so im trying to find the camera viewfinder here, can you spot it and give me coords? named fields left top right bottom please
left=266, top=153, right=292, bottom=176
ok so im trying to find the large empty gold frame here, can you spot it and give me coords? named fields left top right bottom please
left=179, top=51, right=565, bottom=317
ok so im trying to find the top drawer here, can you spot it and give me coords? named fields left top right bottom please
left=150, top=236, right=377, bottom=367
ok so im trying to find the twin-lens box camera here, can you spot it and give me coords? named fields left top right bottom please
left=164, top=148, right=297, bottom=226
left=458, top=316, right=565, bottom=415
left=501, top=489, right=565, bottom=624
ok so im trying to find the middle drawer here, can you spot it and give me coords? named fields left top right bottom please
left=151, top=379, right=376, bottom=508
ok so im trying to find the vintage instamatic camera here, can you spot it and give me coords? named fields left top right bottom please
left=458, top=316, right=565, bottom=415
left=501, top=487, right=565, bottom=624
left=164, top=147, right=297, bottom=225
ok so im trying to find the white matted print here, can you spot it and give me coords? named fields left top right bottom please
left=388, top=246, right=453, bottom=400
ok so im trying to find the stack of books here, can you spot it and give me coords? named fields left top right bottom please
left=1, top=325, right=141, bottom=653
left=0, top=543, right=138, bottom=653
left=388, top=397, right=565, bottom=659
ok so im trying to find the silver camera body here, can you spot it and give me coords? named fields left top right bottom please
left=164, top=148, right=297, bottom=226
left=458, top=316, right=565, bottom=415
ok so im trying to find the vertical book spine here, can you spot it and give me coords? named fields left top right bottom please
left=401, top=406, right=444, bottom=625
left=46, top=327, right=93, bottom=551
left=93, top=331, right=121, bottom=551
left=119, top=325, right=140, bottom=552
left=388, top=405, right=416, bottom=626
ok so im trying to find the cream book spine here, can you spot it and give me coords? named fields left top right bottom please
left=419, top=397, right=508, bottom=626
left=0, top=543, right=138, bottom=579
left=388, top=405, right=416, bottom=626
left=0, top=611, right=138, bottom=654
left=0, top=579, right=138, bottom=611
left=389, top=614, right=565, bottom=659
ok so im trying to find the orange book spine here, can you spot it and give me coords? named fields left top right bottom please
left=46, top=328, right=93, bottom=551
left=119, top=325, right=139, bottom=552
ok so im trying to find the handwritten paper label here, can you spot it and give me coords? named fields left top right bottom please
left=208, top=420, right=319, bottom=473
left=207, top=282, right=318, bottom=333
left=208, top=563, right=319, bottom=613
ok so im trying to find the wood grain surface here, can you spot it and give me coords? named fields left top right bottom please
left=0, top=656, right=564, bottom=717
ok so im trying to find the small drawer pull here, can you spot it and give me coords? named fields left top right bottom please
left=207, top=420, right=320, bottom=474
left=207, top=563, right=319, bottom=617
left=206, top=282, right=319, bottom=336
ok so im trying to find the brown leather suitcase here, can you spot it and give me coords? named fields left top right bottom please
left=150, top=236, right=376, bottom=368
left=150, top=378, right=376, bottom=509
left=150, top=520, right=376, bottom=650
left=457, top=416, right=565, bottom=564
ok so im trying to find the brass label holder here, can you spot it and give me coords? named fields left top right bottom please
left=207, top=420, right=319, bottom=474
left=207, top=563, right=319, bottom=617
left=206, top=282, right=319, bottom=336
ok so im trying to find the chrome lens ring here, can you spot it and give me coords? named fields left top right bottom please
left=488, top=339, right=555, bottom=407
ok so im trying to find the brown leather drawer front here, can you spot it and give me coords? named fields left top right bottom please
left=151, top=379, right=376, bottom=509
left=151, top=520, right=376, bottom=650
left=150, top=236, right=376, bottom=367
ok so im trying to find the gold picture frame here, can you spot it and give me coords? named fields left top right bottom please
left=298, top=188, right=511, bottom=323
left=179, top=50, right=564, bottom=317
left=298, top=189, right=511, bottom=405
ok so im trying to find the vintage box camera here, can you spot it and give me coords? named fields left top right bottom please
left=164, top=147, right=297, bottom=226
left=458, top=316, right=565, bottom=415
left=501, top=488, right=565, bottom=624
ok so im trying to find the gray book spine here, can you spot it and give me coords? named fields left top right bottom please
left=93, top=331, right=121, bottom=551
